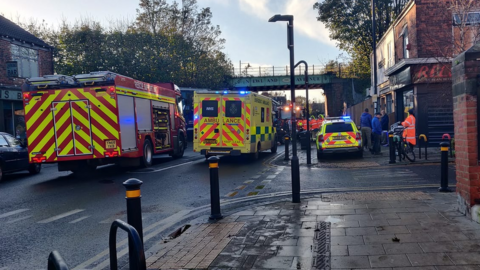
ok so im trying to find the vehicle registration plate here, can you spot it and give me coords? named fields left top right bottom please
left=333, top=136, right=345, bottom=140
left=106, top=140, right=116, bottom=149
left=205, top=139, right=217, bottom=144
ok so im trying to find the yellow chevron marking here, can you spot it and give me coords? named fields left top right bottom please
left=82, top=91, right=118, bottom=123
left=59, top=142, right=73, bottom=156
left=26, top=93, right=59, bottom=128
left=30, top=127, right=54, bottom=155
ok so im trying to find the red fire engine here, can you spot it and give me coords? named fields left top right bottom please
left=22, top=71, right=187, bottom=174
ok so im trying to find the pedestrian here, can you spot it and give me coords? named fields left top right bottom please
left=372, top=112, right=382, bottom=154
left=402, top=108, right=416, bottom=146
left=380, top=110, right=389, bottom=145
left=360, top=108, right=372, bottom=151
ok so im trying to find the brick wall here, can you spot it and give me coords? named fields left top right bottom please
left=38, top=49, right=53, bottom=76
left=0, top=39, right=15, bottom=85
left=324, top=78, right=347, bottom=117
left=452, top=43, right=480, bottom=218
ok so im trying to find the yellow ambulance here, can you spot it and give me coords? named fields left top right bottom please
left=193, top=90, right=277, bottom=159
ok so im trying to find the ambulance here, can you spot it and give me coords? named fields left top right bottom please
left=22, top=71, right=187, bottom=174
left=193, top=91, right=277, bottom=159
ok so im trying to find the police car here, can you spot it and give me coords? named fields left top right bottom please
left=316, top=116, right=363, bottom=159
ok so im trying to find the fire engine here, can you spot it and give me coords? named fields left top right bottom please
left=22, top=71, right=187, bottom=174
left=193, top=90, right=277, bottom=159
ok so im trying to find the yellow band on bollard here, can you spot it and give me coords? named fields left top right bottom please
left=441, top=147, right=449, bottom=151
left=285, top=138, right=290, bottom=140
left=419, top=134, right=427, bottom=141
left=389, top=134, right=393, bottom=138
left=209, top=163, right=219, bottom=168
left=126, top=190, right=141, bottom=198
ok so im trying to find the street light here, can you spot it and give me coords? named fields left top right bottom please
left=372, top=0, right=379, bottom=112
left=269, top=14, right=300, bottom=203
left=294, top=60, right=311, bottom=165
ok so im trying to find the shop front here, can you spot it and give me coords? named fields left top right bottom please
left=387, top=63, right=453, bottom=145
left=0, top=87, right=26, bottom=140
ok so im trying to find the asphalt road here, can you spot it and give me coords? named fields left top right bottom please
left=0, top=143, right=456, bottom=269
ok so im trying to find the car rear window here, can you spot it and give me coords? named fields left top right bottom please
left=325, top=123, right=353, bottom=133
left=202, top=100, right=218, bottom=117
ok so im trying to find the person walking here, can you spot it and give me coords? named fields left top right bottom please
left=402, top=108, right=416, bottom=146
left=372, top=112, right=382, bottom=154
left=360, top=108, right=372, bottom=151
left=380, top=110, right=389, bottom=145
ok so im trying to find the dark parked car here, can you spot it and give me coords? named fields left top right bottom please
left=0, top=132, right=41, bottom=182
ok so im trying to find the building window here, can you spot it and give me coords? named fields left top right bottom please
left=402, top=27, right=409, bottom=59
left=454, top=12, right=480, bottom=25
left=11, top=44, right=39, bottom=78
left=387, top=41, right=393, bottom=68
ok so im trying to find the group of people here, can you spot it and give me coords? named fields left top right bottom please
left=359, top=108, right=389, bottom=155
left=359, top=108, right=416, bottom=155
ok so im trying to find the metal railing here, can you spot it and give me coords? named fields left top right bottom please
left=109, top=219, right=146, bottom=270
left=232, top=65, right=332, bottom=77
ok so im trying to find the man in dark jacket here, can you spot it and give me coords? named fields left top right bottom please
left=372, top=112, right=382, bottom=154
left=360, top=108, right=372, bottom=150
left=380, top=110, right=389, bottom=145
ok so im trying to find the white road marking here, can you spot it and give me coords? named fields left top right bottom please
left=267, top=175, right=276, bottom=179
left=260, top=180, right=271, bottom=184
left=0, top=209, right=29, bottom=219
left=69, top=216, right=90, bottom=224
left=37, top=209, right=85, bottom=224
left=131, top=161, right=194, bottom=173
left=251, top=175, right=261, bottom=179
left=6, top=215, right=32, bottom=224
left=244, top=180, right=254, bottom=184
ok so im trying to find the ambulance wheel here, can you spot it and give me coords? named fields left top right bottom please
left=173, top=134, right=185, bottom=159
left=271, top=139, right=278, bottom=153
left=141, top=139, right=153, bottom=167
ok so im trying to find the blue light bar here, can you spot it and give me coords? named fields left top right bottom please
left=194, top=115, right=199, bottom=120
left=223, top=90, right=228, bottom=94
left=215, top=91, right=219, bottom=94
left=239, top=91, right=246, bottom=94
left=342, top=116, right=351, bottom=120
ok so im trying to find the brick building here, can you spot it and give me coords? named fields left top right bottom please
left=371, top=0, right=455, bottom=145
left=0, top=15, right=53, bottom=138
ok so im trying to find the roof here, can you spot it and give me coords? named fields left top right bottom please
left=0, top=15, right=51, bottom=48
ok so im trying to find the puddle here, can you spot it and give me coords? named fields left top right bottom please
left=323, top=216, right=343, bottom=223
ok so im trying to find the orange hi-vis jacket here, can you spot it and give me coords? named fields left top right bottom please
left=402, top=115, right=416, bottom=145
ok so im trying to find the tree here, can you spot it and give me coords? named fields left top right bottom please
left=313, top=0, right=408, bottom=77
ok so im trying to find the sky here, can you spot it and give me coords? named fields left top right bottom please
left=1, top=0, right=343, bottom=101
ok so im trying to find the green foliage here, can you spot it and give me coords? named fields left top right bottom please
left=313, top=0, right=408, bottom=78
left=19, top=0, right=233, bottom=89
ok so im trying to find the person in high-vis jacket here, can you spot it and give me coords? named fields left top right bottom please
left=402, top=108, right=416, bottom=146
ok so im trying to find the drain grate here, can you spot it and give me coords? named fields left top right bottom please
left=311, top=222, right=331, bottom=270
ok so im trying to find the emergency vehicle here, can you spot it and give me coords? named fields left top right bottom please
left=193, top=91, right=277, bottom=159
left=22, top=71, right=187, bottom=174
left=316, top=116, right=362, bottom=159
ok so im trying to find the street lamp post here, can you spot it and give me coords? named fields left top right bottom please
left=294, top=60, right=311, bottom=165
left=372, top=0, right=379, bottom=112
left=269, top=14, right=300, bottom=203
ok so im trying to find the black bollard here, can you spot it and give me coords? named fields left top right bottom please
left=208, top=156, right=223, bottom=220
left=284, top=135, right=290, bottom=161
left=389, top=131, right=396, bottom=164
left=439, top=142, right=451, bottom=192
left=123, top=178, right=144, bottom=264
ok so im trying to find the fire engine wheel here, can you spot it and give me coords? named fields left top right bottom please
left=172, top=134, right=185, bottom=159
left=271, top=138, right=278, bottom=153
left=141, top=139, right=153, bottom=167
left=28, top=163, right=42, bottom=174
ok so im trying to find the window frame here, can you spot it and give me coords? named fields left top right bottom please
left=261, top=107, right=265, bottom=123
left=10, top=44, right=39, bottom=78
left=201, top=100, right=219, bottom=118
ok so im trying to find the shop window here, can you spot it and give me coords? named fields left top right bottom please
left=403, top=90, right=414, bottom=119
left=11, top=44, right=39, bottom=78
left=386, top=94, right=393, bottom=114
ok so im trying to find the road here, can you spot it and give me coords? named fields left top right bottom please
left=0, top=144, right=456, bottom=269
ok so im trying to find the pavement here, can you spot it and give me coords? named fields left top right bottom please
left=142, top=148, right=476, bottom=270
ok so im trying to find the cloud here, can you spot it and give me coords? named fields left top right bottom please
left=237, top=0, right=336, bottom=47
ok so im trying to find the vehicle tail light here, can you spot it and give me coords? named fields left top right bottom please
left=246, top=129, right=250, bottom=140
left=23, top=93, right=31, bottom=100
left=318, top=135, right=324, bottom=143
left=105, top=151, right=118, bottom=157
left=356, top=132, right=361, bottom=140
left=32, top=156, right=46, bottom=163
left=194, top=128, right=198, bottom=140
